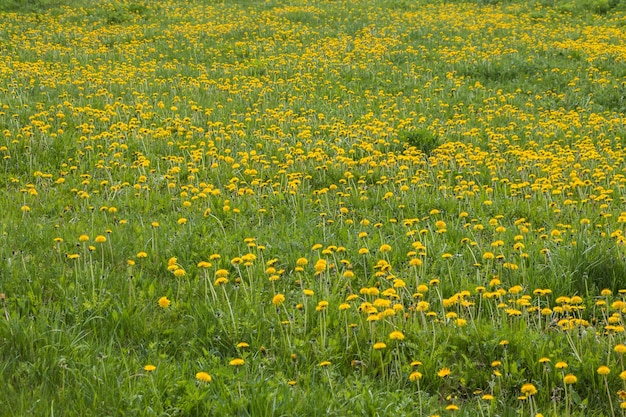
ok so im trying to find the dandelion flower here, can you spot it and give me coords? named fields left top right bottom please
left=319, top=361, right=331, bottom=367
left=563, top=374, right=577, bottom=384
left=520, top=383, right=537, bottom=397
left=598, top=366, right=611, bottom=375
left=196, top=372, right=212, bottom=383
left=95, top=235, right=106, bottom=243
left=373, top=342, right=387, bottom=350
left=144, top=364, right=156, bottom=372
left=389, top=331, right=405, bottom=340
left=520, top=383, right=537, bottom=396
left=158, top=296, right=171, bottom=308
left=272, top=294, right=285, bottom=306
left=230, top=358, right=245, bottom=366
left=409, top=371, right=422, bottom=381
left=437, top=367, right=451, bottom=378
left=379, top=244, right=392, bottom=253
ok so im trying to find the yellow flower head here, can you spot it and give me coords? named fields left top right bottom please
left=196, top=372, right=212, bottom=383
left=563, top=374, right=577, bottom=384
left=272, top=293, right=285, bottom=306
left=389, top=331, right=405, bottom=341
left=520, top=383, right=537, bottom=396
left=409, top=371, right=423, bottom=381
left=230, top=358, right=245, bottom=366
left=158, top=296, right=171, bottom=308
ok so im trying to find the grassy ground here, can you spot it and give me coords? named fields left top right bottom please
left=1, top=0, right=626, bottom=415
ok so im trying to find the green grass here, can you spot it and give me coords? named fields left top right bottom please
left=1, top=0, right=626, bottom=415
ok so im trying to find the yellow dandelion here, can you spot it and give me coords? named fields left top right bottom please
left=272, top=294, right=285, bottom=306
left=389, top=331, right=405, bottom=340
left=373, top=342, right=387, bottom=350
left=196, top=372, right=212, bottom=383
left=409, top=371, right=423, bottom=381
left=158, top=296, right=171, bottom=308
left=563, top=374, right=577, bottom=384
left=520, top=383, right=537, bottom=396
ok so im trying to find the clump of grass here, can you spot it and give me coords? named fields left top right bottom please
left=398, top=128, right=440, bottom=156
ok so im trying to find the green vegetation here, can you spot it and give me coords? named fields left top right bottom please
left=1, top=0, right=626, bottom=415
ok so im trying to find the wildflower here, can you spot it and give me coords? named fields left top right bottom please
left=409, top=371, right=423, bottom=381
left=389, top=331, right=405, bottom=340
left=79, top=234, right=89, bottom=242
left=520, top=383, right=537, bottom=396
left=598, top=366, right=611, bottom=375
left=95, top=235, right=106, bottom=243
left=319, top=361, right=331, bottom=367
left=316, top=301, right=329, bottom=311
left=563, top=374, right=577, bottom=384
left=214, top=277, right=228, bottom=286
left=237, top=342, right=249, bottom=348
left=373, top=342, right=387, bottom=350
left=230, top=358, right=245, bottom=366
left=144, top=365, right=156, bottom=372
left=445, top=404, right=459, bottom=411
left=158, top=296, right=171, bottom=308
left=272, top=294, right=285, bottom=306
left=196, top=372, right=212, bottom=383
left=438, top=367, right=451, bottom=378
left=555, top=361, right=568, bottom=369
left=379, top=244, right=392, bottom=253
left=409, top=258, right=423, bottom=267
left=615, top=344, right=626, bottom=354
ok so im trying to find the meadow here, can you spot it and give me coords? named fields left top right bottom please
left=1, top=0, right=626, bottom=415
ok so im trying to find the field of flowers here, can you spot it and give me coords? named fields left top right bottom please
left=1, top=0, right=626, bottom=415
